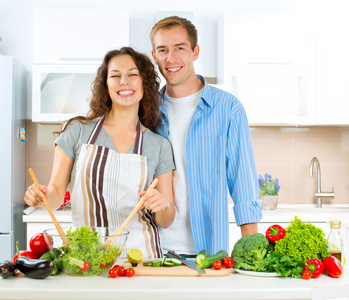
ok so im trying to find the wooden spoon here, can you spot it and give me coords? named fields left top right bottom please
left=28, top=168, right=70, bottom=249
left=104, top=178, right=159, bottom=250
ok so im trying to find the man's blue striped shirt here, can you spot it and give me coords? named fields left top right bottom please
left=157, top=75, right=263, bottom=254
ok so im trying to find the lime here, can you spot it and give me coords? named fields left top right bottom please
left=127, top=248, right=143, bottom=264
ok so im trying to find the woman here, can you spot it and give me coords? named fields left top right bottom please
left=24, top=47, right=175, bottom=258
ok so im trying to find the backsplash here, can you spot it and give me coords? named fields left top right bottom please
left=25, top=121, right=349, bottom=206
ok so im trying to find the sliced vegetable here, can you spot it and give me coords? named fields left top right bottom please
left=160, top=255, right=167, bottom=266
left=142, top=261, right=154, bottom=267
left=265, top=225, right=286, bottom=245
left=304, top=259, right=324, bottom=278
left=170, top=258, right=182, bottom=266
left=195, top=250, right=210, bottom=265
left=323, top=256, right=343, bottom=278
left=152, top=261, right=162, bottom=267
left=200, top=250, right=229, bottom=269
left=163, top=261, right=175, bottom=267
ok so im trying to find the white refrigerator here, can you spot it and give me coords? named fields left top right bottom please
left=0, top=55, right=26, bottom=261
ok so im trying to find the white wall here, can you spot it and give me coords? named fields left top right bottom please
left=0, top=0, right=330, bottom=118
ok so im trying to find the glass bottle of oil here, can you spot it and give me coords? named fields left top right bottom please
left=327, top=220, right=344, bottom=263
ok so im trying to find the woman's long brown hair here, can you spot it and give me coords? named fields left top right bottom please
left=54, top=47, right=162, bottom=135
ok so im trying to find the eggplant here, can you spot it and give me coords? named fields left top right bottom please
left=16, top=257, right=54, bottom=279
left=0, top=260, right=15, bottom=279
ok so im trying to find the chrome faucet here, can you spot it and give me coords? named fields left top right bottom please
left=309, top=157, right=335, bottom=208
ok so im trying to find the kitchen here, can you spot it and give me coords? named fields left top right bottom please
left=1, top=0, right=349, bottom=299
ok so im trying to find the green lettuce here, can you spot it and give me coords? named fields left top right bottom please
left=275, top=216, right=331, bottom=264
left=59, top=226, right=120, bottom=276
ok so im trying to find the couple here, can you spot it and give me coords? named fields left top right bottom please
left=24, top=16, right=262, bottom=258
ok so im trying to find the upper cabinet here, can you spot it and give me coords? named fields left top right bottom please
left=315, top=10, right=349, bottom=125
left=217, top=12, right=316, bottom=126
left=34, top=8, right=129, bottom=64
left=32, top=8, right=129, bottom=123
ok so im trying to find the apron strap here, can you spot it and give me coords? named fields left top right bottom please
left=87, top=116, right=106, bottom=145
left=133, top=121, right=143, bottom=155
left=87, top=116, right=143, bottom=155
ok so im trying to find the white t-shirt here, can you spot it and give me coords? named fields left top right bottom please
left=159, top=88, right=204, bottom=254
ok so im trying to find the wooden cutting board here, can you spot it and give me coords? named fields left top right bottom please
left=123, top=260, right=232, bottom=277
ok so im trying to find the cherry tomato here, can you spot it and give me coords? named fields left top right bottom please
left=222, top=257, right=234, bottom=268
left=109, top=268, right=119, bottom=278
left=113, top=265, right=125, bottom=276
left=81, top=261, right=90, bottom=272
left=29, top=233, right=50, bottom=257
left=13, top=250, right=36, bottom=264
left=125, top=267, right=135, bottom=277
left=100, top=263, right=108, bottom=268
left=302, top=269, right=312, bottom=280
left=213, top=260, right=223, bottom=270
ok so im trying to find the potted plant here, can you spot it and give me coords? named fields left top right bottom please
left=258, top=173, right=281, bottom=210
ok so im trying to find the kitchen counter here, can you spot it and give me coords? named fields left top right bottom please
left=0, top=267, right=348, bottom=300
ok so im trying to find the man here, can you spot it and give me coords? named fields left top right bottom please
left=150, top=16, right=262, bottom=255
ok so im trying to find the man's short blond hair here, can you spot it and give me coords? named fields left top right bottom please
left=150, top=16, right=198, bottom=51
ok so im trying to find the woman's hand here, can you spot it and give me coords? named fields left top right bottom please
left=141, top=189, right=170, bottom=213
left=24, top=183, right=49, bottom=207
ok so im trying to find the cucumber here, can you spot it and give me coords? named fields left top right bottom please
left=143, top=261, right=154, bottom=266
left=152, top=261, right=162, bottom=267
left=170, top=258, right=182, bottom=266
left=199, top=250, right=229, bottom=269
left=163, top=261, right=175, bottom=267
left=160, top=255, right=167, bottom=266
left=195, top=250, right=210, bottom=264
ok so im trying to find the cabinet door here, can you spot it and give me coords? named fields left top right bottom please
left=34, top=8, right=129, bottom=64
left=316, top=12, right=349, bottom=125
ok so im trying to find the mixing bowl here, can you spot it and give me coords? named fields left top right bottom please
left=43, top=226, right=128, bottom=276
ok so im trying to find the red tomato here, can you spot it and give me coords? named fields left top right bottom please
left=109, top=268, right=119, bottom=278
left=125, top=267, right=135, bottom=277
left=223, top=257, right=234, bottom=268
left=29, top=233, right=50, bottom=257
left=113, top=265, right=125, bottom=276
left=302, top=270, right=312, bottom=280
left=100, top=263, right=108, bottom=269
left=13, top=250, right=36, bottom=264
left=81, top=261, right=90, bottom=272
left=213, top=260, right=223, bottom=270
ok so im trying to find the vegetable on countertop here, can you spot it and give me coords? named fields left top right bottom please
left=13, top=249, right=37, bottom=264
left=15, top=242, right=53, bottom=279
left=265, top=225, right=286, bottom=245
left=323, top=256, right=343, bottom=278
left=195, top=250, right=210, bottom=265
left=263, top=251, right=304, bottom=278
left=200, top=250, right=229, bottom=269
left=40, top=248, right=62, bottom=276
left=302, top=269, right=312, bottom=280
left=231, top=233, right=272, bottom=272
left=29, top=233, right=51, bottom=258
left=304, top=259, right=324, bottom=278
left=274, top=216, right=331, bottom=264
left=0, top=260, right=15, bottom=279
left=222, top=257, right=234, bottom=269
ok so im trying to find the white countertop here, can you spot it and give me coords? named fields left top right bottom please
left=22, top=204, right=349, bottom=225
left=0, top=266, right=348, bottom=300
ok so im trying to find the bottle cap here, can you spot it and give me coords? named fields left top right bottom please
left=330, top=220, right=341, bottom=229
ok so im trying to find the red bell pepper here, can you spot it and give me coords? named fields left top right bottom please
left=304, top=259, right=325, bottom=278
left=265, top=225, right=286, bottom=245
left=323, top=256, right=343, bottom=278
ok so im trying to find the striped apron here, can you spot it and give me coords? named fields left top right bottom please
left=70, top=116, right=162, bottom=258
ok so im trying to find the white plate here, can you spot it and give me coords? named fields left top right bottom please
left=233, top=268, right=280, bottom=277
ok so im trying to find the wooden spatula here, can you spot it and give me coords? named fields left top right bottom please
left=28, top=168, right=70, bottom=249
left=104, top=178, right=159, bottom=250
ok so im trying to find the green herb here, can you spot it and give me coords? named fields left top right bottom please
left=275, top=216, right=331, bottom=264
left=264, top=251, right=304, bottom=278
left=59, top=226, right=120, bottom=275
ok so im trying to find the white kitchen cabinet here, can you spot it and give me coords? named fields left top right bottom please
left=34, top=8, right=129, bottom=64
left=217, top=12, right=316, bottom=126
left=315, top=11, right=349, bottom=125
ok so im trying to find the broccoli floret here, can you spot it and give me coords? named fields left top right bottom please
left=231, top=233, right=270, bottom=272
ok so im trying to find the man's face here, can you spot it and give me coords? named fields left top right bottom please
left=151, top=25, right=199, bottom=88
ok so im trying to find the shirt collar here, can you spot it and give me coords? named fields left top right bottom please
left=160, top=75, right=214, bottom=108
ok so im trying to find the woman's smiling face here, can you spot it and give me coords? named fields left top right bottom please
left=107, top=54, right=143, bottom=109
